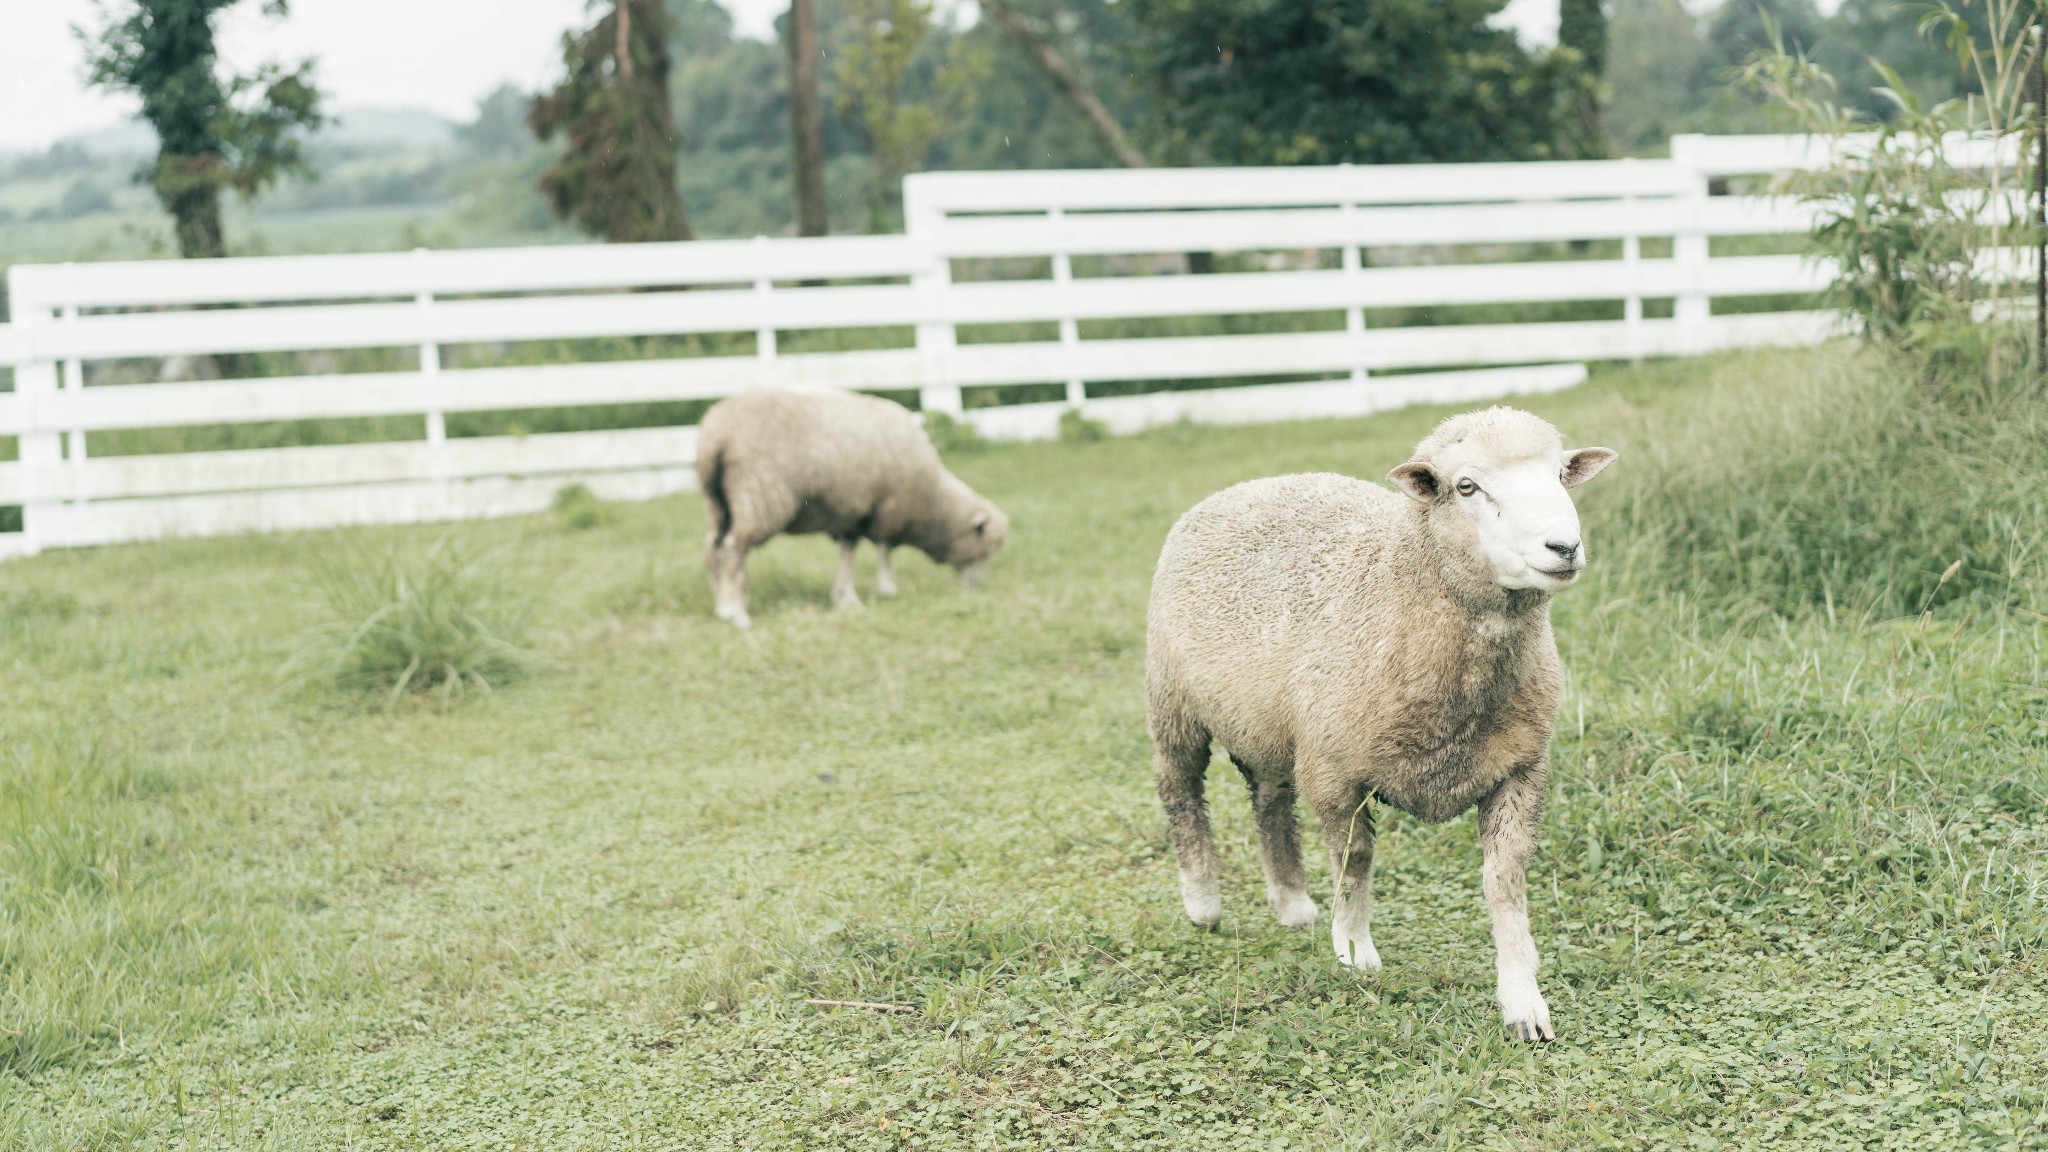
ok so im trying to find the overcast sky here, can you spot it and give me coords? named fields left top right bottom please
left=0, top=0, right=1764, bottom=154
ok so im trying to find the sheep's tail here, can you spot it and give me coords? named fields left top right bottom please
left=700, top=442, right=733, bottom=543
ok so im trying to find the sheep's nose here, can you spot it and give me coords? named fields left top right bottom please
left=1546, top=539, right=1581, bottom=565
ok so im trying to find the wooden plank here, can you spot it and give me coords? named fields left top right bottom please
left=1, top=349, right=926, bottom=435
left=963, top=364, right=1590, bottom=441
left=906, top=160, right=1697, bottom=214
left=930, top=200, right=1699, bottom=257
left=10, top=234, right=923, bottom=311
left=35, top=425, right=701, bottom=503
left=949, top=311, right=1835, bottom=384
left=35, top=237, right=1833, bottom=365
left=1671, top=132, right=2017, bottom=177
left=32, top=281, right=932, bottom=362
left=36, top=467, right=698, bottom=550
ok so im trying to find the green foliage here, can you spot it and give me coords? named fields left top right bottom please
left=920, top=409, right=987, bottom=454
left=530, top=0, right=695, bottom=242
left=830, top=0, right=994, bottom=231
left=1736, top=0, right=2042, bottom=374
left=551, top=482, right=616, bottom=530
left=79, top=0, right=326, bottom=258
left=1057, top=405, right=1109, bottom=442
left=286, top=538, right=532, bottom=705
left=1120, top=0, right=1588, bottom=164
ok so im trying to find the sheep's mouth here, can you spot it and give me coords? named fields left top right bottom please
left=1533, top=565, right=1580, bottom=584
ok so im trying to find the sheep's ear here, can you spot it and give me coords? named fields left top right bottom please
left=1388, top=461, right=1440, bottom=503
left=1561, top=447, right=1617, bottom=489
left=971, top=510, right=989, bottom=536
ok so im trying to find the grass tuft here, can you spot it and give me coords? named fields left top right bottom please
left=921, top=409, right=986, bottom=454
left=1592, top=347, right=2048, bottom=619
left=1058, top=405, right=1110, bottom=443
left=285, top=537, right=533, bottom=704
left=550, top=482, right=615, bottom=531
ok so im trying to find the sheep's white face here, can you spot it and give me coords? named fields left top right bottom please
left=949, top=503, right=1010, bottom=588
left=1392, top=446, right=1616, bottom=592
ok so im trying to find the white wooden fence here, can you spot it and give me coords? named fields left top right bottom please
left=0, top=134, right=1843, bottom=559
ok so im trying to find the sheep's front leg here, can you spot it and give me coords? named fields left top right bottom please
left=874, top=546, right=897, bottom=598
left=1478, top=762, right=1553, bottom=1042
left=1310, top=782, right=1380, bottom=970
left=831, top=538, right=864, bottom=611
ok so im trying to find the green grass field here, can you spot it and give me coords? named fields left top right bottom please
left=1, top=347, right=2044, bottom=1149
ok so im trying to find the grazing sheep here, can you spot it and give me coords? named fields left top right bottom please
left=695, top=389, right=1010, bottom=628
left=1145, top=407, right=1615, bottom=1042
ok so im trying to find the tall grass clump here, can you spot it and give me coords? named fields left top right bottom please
left=1595, top=348, right=2048, bottom=618
left=287, top=537, right=533, bottom=704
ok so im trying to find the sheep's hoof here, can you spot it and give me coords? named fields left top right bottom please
left=1181, top=892, right=1221, bottom=929
left=1331, top=929, right=1381, bottom=971
left=1272, top=892, right=1319, bottom=929
left=832, top=593, right=864, bottom=612
left=1499, top=985, right=1554, bottom=1043
left=714, top=606, right=752, bottom=629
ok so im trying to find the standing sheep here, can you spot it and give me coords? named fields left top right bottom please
left=1145, top=407, right=1615, bottom=1042
left=695, top=389, right=1010, bottom=628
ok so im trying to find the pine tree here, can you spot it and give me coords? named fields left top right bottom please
left=80, top=0, right=323, bottom=259
left=529, top=0, right=694, bottom=242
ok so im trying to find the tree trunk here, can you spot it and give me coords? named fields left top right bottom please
left=787, top=0, right=829, bottom=236
left=163, top=169, right=225, bottom=259
left=977, top=0, right=1147, bottom=168
left=616, top=0, right=633, bottom=78
left=1558, top=0, right=1607, bottom=159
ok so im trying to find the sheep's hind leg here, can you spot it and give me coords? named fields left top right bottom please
left=1154, top=724, right=1221, bottom=929
left=1479, top=763, right=1553, bottom=1042
left=874, top=546, right=897, bottom=598
left=831, top=538, right=864, bottom=611
left=1311, top=782, right=1381, bottom=970
left=1238, top=760, right=1316, bottom=929
left=706, top=532, right=752, bottom=629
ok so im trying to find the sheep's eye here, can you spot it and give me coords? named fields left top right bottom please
left=1455, top=478, right=1478, bottom=497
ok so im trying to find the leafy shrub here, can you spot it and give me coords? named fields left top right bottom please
left=551, top=482, right=614, bottom=531
left=1737, top=3, right=2041, bottom=377
left=1058, top=407, right=1109, bottom=443
left=286, top=539, right=532, bottom=704
left=921, top=409, right=986, bottom=454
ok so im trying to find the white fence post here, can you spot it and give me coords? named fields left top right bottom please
left=754, top=235, right=778, bottom=379
left=8, top=267, right=60, bottom=556
left=1341, top=192, right=1368, bottom=384
left=61, top=301, right=86, bottom=503
left=413, top=248, right=447, bottom=463
left=903, top=178, right=962, bottom=415
left=1670, top=137, right=1712, bottom=354
left=1050, top=207, right=1084, bottom=408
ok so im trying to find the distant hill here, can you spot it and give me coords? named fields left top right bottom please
left=40, top=105, right=456, bottom=159
left=323, top=106, right=455, bottom=149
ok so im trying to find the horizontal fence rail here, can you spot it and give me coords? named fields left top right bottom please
left=0, top=134, right=1881, bottom=558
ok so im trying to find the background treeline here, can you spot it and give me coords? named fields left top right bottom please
left=0, top=0, right=2001, bottom=262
